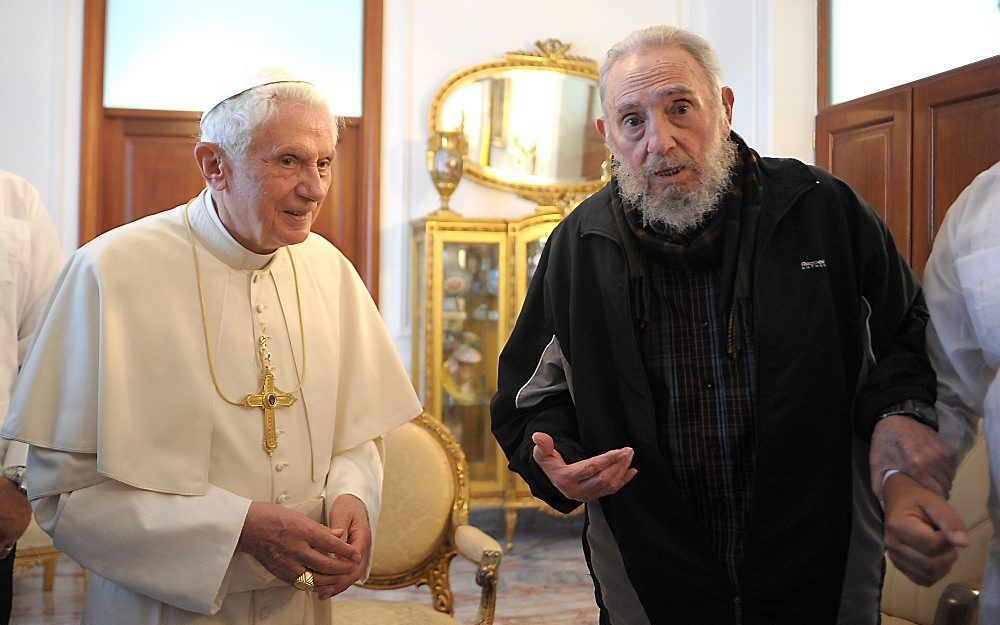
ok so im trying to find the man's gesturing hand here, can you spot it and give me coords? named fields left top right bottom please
left=883, top=472, right=969, bottom=587
left=313, top=494, right=372, bottom=600
left=237, top=501, right=361, bottom=585
left=532, top=432, right=637, bottom=502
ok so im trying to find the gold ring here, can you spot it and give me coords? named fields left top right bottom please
left=293, top=570, right=316, bottom=592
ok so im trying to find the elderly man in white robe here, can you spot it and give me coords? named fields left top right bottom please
left=1, top=69, right=421, bottom=624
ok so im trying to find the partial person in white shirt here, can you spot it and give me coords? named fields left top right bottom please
left=924, top=160, right=1000, bottom=623
left=0, top=170, right=65, bottom=625
left=1, top=68, right=421, bottom=625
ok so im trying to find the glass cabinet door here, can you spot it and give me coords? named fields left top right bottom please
left=524, top=235, right=546, bottom=289
left=510, top=213, right=561, bottom=326
left=414, top=214, right=560, bottom=510
left=438, top=240, right=502, bottom=485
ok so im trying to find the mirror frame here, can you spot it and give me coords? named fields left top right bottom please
left=428, top=39, right=608, bottom=207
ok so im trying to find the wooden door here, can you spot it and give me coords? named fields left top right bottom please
left=911, top=56, right=1000, bottom=277
left=816, top=89, right=913, bottom=261
left=80, top=0, right=383, bottom=295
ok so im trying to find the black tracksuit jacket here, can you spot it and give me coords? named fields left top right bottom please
left=491, top=152, right=936, bottom=624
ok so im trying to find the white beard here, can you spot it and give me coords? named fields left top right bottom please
left=612, top=130, right=738, bottom=235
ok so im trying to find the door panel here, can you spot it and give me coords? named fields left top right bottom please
left=816, top=89, right=912, bottom=261
left=912, top=57, right=1000, bottom=276
left=98, top=109, right=363, bottom=254
left=101, top=112, right=203, bottom=231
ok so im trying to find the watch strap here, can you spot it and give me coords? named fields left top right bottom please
left=877, top=399, right=938, bottom=431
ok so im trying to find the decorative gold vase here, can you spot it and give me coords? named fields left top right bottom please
left=427, top=129, right=467, bottom=217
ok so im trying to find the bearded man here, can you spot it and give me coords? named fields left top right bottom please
left=1, top=69, right=420, bottom=624
left=491, top=26, right=965, bottom=624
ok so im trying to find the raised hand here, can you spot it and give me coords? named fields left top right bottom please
left=532, top=432, right=637, bottom=502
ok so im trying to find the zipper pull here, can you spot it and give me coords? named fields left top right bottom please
left=734, top=596, right=743, bottom=623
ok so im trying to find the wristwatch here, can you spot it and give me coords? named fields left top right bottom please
left=2, top=465, right=27, bottom=496
left=876, top=399, right=938, bottom=432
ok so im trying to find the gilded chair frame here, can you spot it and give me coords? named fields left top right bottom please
left=357, top=413, right=501, bottom=622
left=13, top=543, right=60, bottom=591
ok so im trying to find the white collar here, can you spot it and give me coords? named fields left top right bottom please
left=188, top=188, right=276, bottom=271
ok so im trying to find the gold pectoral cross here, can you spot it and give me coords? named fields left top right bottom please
left=242, top=335, right=296, bottom=456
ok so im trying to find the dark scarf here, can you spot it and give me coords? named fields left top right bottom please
left=610, top=132, right=764, bottom=357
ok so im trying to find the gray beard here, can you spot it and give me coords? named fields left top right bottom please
left=612, top=134, right=739, bottom=235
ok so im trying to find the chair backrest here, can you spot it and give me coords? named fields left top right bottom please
left=363, top=413, right=470, bottom=585
left=881, top=427, right=993, bottom=623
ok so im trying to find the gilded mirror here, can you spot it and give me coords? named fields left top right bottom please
left=429, top=39, right=608, bottom=206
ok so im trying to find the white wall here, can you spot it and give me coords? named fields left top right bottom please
left=687, top=0, right=816, bottom=162
left=380, top=0, right=818, bottom=363
left=771, top=0, right=817, bottom=163
left=0, top=0, right=83, bottom=255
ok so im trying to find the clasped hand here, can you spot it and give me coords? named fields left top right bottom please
left=883, top=472, right=969, bottom=586
left=532, top=432, right=637, bottom=502
left=237, top=494, right=371, bottom=600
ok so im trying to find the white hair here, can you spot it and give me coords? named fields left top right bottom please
left=199, top=82, right=339, bottom=161
left=599, top=25, right=724, bottom=114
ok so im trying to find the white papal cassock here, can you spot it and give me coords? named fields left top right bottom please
left=1, top=189, right=421, bottom=624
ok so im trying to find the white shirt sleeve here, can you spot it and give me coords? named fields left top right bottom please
left=1, top=174, right=64, bottom=470
left=1, top=440, right=27, bottom=470
left=30, top=447, right=251, bottom=616
left=924, top=164, right=1000, bottom=460
left=17, top=186, right=65, bottom=368
left=324, top=438, right=384, bottom=580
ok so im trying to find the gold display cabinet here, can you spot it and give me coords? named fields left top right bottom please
left=413, top=210, right=562, bottom=549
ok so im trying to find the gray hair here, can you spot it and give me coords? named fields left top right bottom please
left=599, top=25, right=724, bottom=114
left=199, top=82, right=338, bottom=161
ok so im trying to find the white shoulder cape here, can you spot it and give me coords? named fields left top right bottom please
left=3, top=196, right=420, bottom=495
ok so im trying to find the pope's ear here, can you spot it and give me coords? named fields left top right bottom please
left=195, top=142, right=228, bottom=191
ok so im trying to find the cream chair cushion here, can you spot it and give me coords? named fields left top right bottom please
left=17, top=517, right=52, bottom=551
left=335, top=599, right=457, bottom=624
left=369, top=420, right=456, bottom=577
left=880, top=430, right=992, bottom=623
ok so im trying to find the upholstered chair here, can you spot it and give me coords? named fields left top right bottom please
left=880, top=427, right=992, bottom=625
left=13, top=518, right=60, bottom=591
left=335, top=413, right=503, bottom=624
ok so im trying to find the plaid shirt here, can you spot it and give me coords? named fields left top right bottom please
left=641, top=260, right=756, bottom=590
